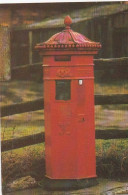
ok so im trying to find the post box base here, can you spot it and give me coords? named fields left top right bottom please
left=44, top=177, right=98, bottom=191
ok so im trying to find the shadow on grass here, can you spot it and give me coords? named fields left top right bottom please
left=1, top=81, right=43, bottom=106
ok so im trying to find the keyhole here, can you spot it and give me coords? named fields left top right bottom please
left=82, top=117, right=85, bottom=122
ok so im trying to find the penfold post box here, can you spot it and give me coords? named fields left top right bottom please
left=35, top=16, right=101, bottom=187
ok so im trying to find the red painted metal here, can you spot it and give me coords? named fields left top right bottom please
left=35, top=15, right=101, bottom=50
left=36, top=15, right=101, bottom=179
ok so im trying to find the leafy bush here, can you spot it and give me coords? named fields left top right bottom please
left=2, top=146, right=45, bottom=188
left=96, top=140, right=128, bottom=179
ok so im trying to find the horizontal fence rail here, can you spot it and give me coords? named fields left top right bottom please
left=1, top=94, right=128, bottom=117
left=11, top=57, right=128, bottom=80
left=2, top=57, right=128, bottom=151
left=11, top=62, right=43, bottom=80
left=1, top=98, right=44, bottom=117
left=2, top=130, right=128, bottom=152
left=2, top=133, right=45, bottom=152
left=94, top=57, right=128, bottom=70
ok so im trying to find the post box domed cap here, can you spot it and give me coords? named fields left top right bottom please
left=35, top=15, right=101, bottom=50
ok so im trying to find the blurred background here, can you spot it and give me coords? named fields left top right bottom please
left=0, top=2, right=128, bottom=80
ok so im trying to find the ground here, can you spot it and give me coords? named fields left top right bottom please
left=4, top=179, right=128, bottom=195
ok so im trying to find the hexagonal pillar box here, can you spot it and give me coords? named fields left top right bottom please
left=35, top=16, right=101, bottom=189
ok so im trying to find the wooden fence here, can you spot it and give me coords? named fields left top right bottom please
left=2, top=130, right=128, bottom=152
left=1, top=94, right=128, bottom=117
left=1, top=57, right=128, bottom=152
left=11, top=57, right=128, bottom=80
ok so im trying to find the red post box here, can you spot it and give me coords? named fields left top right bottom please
left=36, top=16, right=101, bottom=188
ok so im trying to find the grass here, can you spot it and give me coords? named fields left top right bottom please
left=1, top=80, right=128, bottom=187
left=96, top=139, right=128, bottom=179
left=96, top=139, right=128, bottom=157
left=1, top=110, right=44, bottom=140
left=95, top=80, right=128, bottom=95
left=95, top=105, right=128, bottom=130
left=0, top=80, right=43, bottom=107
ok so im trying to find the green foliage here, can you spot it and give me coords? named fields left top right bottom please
left=2, top=144, right=45, bottom=187
left=96, top=139, right=128, bottom=179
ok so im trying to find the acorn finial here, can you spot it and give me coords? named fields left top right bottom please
left=64, top=15, right=72, bottom=29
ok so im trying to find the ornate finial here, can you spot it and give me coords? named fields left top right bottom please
left=64, top=15, right=72, bottom=29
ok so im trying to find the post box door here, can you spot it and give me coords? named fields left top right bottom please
left=75, top=79, right=96, bottom=177
left=76, top=79, right=88, bottom=177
